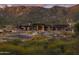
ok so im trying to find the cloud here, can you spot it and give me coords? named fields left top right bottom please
left=0, top=4, right=76, bottom=8
left=43, top=4, right=76, bottom=8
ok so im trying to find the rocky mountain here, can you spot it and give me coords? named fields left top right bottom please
left=0, top=5, right=78, bottom=26
left=68, top=5, right=79, bottom=21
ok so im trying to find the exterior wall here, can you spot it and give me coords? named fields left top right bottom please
left=17, top=24, right=70, bottom=32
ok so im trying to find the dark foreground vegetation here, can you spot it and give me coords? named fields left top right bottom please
left=0, top=37, right=79, bottom=55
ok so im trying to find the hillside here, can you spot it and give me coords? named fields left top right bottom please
left=0, top=5, right=78, bottom=26
left=68, top=5, right=79, bottom=21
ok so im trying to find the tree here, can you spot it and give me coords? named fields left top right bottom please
left=74, top=22, right=79, bottom=35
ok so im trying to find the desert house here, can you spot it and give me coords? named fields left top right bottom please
left=16, top=23, right=72, bottom=32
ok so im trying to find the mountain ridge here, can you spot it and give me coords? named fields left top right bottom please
left=0, top=5, right=78, bottom=26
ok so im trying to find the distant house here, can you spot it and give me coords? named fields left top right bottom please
left=16, top=23, right=72, bottom=32
left=17, top=23, right=32, bottom=31
left=32, top=23, right=45, bottom=31
left=44, top=25, right=52, bottom=31
left=17, top=23, right=47, bottom=31
left=3, top=25, right=16, bottom=33
left=52, top=24, right=69, bottom=31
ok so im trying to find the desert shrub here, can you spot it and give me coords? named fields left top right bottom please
left=0, top=38, right=79, bottom=55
